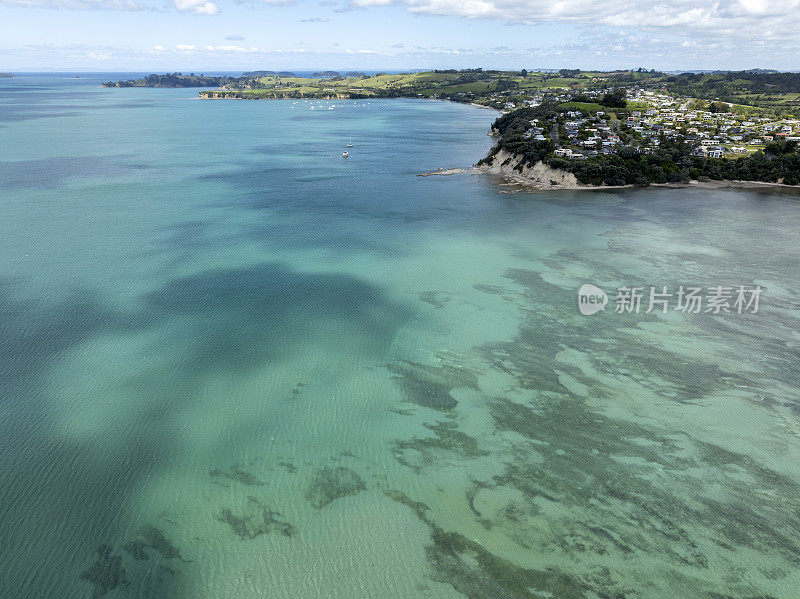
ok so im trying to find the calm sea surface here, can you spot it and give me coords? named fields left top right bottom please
left=2, top=74, right=800, bottom=598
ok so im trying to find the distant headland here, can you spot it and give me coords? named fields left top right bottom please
left=0, top=73, right=14, bottom=78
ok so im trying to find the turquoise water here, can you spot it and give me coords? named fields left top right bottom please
left=2, top=75, right=800, bottom=598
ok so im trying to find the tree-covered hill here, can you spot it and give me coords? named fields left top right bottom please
left=104, top=73, right=242, bottom=88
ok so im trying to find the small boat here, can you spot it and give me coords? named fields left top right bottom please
left=341, top=151, right=349, bottom=158
left=347, top=136, right=353, bottom=148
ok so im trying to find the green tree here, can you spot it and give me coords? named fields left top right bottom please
left=601, top=89, right=627, bottom=108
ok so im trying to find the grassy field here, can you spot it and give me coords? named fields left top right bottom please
left=205, top=70, right=600, bottom=103
left=557, top=102, right=607, bottom=113
left=243, top=72, right=485, bottom=98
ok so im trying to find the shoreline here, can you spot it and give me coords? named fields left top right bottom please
left=198, top=92, right=504, bottom=113
left=485, top=172, right=800, bottom=192
left=489, top=175, right=800, bottom=193
left=418, top=165, right=800, bottom=193
left=417, top=168, right=474, bottom=177
left=655, top=179, right=800, bottom=191
left=472, top=147, right=800, bottom=193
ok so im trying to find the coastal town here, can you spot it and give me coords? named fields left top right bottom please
left=498, top=87, right=800, bottom=162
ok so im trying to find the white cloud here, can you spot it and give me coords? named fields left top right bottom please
left=234, top=0, right=296, bottom=4
left=225, top=34, right=245, bottom=40
left=336, top=0, right=800, bottom=44
left=87, top=51, right=111, bottom=60
left=203, top=44, right=260, bottom=52
left=0, top=0, right=220, bottom=12
left=173, top=0, right=219, bottom=14
left=399, top=0, right=800, bottom=41
left=301, top=16, right=330, bottom=21
left=142, top=43, right=279, bottom=55
left=0, top=0, right=147, bottom=9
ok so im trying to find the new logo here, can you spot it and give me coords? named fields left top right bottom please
left=578, top=284, right=608, bottom=315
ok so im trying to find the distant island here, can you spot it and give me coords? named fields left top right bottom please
left=105, top=68, right=800, bottom=189
left=0, top=73, right=14, bottom=78
left=104, top=73, right=240, bottom=88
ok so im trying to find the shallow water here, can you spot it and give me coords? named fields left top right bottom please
left=2, top=74, right=800, bottom=598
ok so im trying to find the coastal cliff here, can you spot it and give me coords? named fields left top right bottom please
left=485, top=102, right=800, bottom=188
left=478, top=148, right=582, bottom=189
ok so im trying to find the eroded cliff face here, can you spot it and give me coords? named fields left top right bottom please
left=479, top=148, right=581, bottom=189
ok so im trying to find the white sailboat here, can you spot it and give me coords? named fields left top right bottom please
left=347, top=136, right=354, bottom=148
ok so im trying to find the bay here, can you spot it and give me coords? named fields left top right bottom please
left=2, top=74, right=800, bottom=598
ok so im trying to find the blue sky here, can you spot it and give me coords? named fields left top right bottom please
left=1, top=0, right=799, bottom=71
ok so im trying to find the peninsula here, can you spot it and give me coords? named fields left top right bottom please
left=0, top=73, right=14, bottom=78
left=479, top=94, right=800, bottom=188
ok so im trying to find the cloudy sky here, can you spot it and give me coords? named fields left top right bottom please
left=1, top=0, right=799, bottom=71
